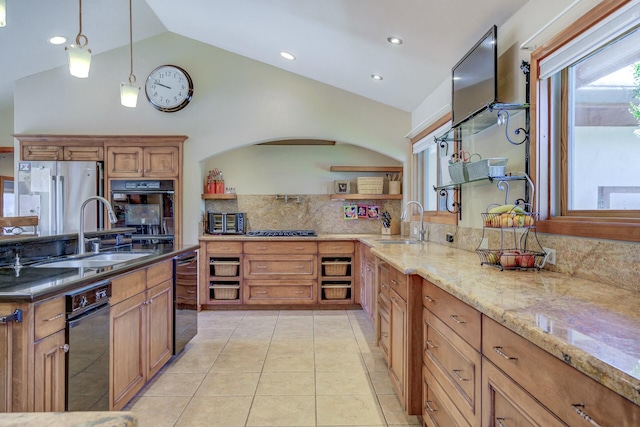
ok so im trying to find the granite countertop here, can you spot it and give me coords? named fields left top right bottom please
left=356, top=236, right=640, bottom=407
left=0, top=243, right=200, bottom=302
left=200, top=233, right=640, bottom=405
left=0, top=411, right=137, bottom=426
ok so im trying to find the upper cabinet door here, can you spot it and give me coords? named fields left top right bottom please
left=143, top=146, right=179, bottom=178
left=106, top=146, right=144, bottom=178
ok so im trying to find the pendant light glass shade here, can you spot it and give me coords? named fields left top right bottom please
left=0, top=0, right=7, bottom=27
left=66, top=44, right=92, bottom=78
left=120, top=82, right=139, bottom=107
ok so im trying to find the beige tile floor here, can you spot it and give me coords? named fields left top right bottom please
left=124, top=309, right=422, bottom=427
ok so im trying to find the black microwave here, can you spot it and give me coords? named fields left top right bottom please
left=206, top=212, right=245, bottom=234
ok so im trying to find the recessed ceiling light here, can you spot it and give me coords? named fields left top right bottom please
left=387, top=36, right=403, bottom=45
left=371, top=74, right=383, bottom=81
left=49, top=36, right=67, bottom=45
left=280, top=51, right=295, bottom=60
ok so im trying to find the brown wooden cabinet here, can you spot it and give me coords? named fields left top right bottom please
left=33, top=329, right=67, bottom=412
left=376, top=259, right=422, bottom=415
left=243, top=241, right=317, bottom=305
left=483, top=315, right=640, bottom=427
left=21, top=143, right=104, bottom=161
left=357, top=242, right=375, bottom=322
left=33, top=296, right=67, bottom=412
left=110, top=260, right=173, bottom=410
left=319, top=241, right=354, bottom=304
left=106, top=145, right=179, bottom=178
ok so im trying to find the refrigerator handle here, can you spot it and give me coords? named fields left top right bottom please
left=58, top=176, right=65, bottom=234
left=50, top=176, right=57, bottom=235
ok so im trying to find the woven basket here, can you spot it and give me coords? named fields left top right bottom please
left=467, top=158, right=508, bottom=180
left=323, top=262, right=348, bottom=276
left=211, top=261, right=239, bottom=277
left=211, top=285, right=239, bottom=300
left=357, top=177, right=383, bottom=194
left=323, top=286, right=348, bottom=299
left=448, top=162, right=469, bottom=183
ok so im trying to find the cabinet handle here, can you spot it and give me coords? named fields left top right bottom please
left=295, top=290, right=305, bottom=294
left=187, top=290, right=196, bottom=294
left=424, top=295, right=434, bottom=302
left=449, top=314, right=466, bottom=325
left=295, top=265, right=306, bottom=269
left=493, top=346, right=518, bottom=360
left=496, top=418, right=507, bottom=427
left=424, top=339, right=437, bottom=349
left=424, top=400, right=437, bottom=413
left=60, top=344, right=70, bottom=353
left=256, top=291, right=268, bottom=294
left=391, top=279, right=398, bottom=285
left=294, top=247, right=306, bottom=251
left=452, top=369, right=469, bottom=382
left=381, top=332, right=388, bottom=337
left=257, top=246, right=268, bottom=250
left=381, top=283, right=387, bottom=289
left=43, top=313, right=64, bottom=322
left=571, top=403, right=605, bottom=427
left=256, top=265, right=267, bottom=269
left=219, top=246, right=230, bottom=250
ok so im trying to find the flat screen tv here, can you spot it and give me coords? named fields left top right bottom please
left=451, top=25, right=498, bottom=128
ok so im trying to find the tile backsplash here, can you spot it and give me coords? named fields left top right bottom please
left=203, top=195, right=402, bottom=235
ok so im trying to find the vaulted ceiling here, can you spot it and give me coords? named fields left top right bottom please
left=0, top=0, right=529, bottom=112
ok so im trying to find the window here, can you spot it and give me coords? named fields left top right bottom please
left=410, top=113, right=457, bottom=224
left=532, top=0, right=640, bottom=241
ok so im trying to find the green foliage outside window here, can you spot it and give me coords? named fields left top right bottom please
left=630, top=63, right=640, bottom=137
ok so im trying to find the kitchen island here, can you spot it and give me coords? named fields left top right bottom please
left=0, top=241, right=198, bottom=413
left=200, top=233, right=640, bottom=423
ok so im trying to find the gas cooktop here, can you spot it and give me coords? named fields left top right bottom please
left=245, top=230, right=317, bottom=237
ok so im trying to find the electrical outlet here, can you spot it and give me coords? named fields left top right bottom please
left=543, top=247, right=556, bottom=265
left=479, top=237, right=488, bottom=249
left=446, top=233, right=454, bottom=243
left=413, top=227, right=418, bottom=236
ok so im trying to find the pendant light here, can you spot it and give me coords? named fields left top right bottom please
left=0, top=0, right=6, bottom=27
left=120, top=0, right=139, bottom=107
left=66, top=0, right=91, bottom=78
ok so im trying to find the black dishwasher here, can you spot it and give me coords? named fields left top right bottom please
left=65, top=280, right=111, bottom=411
left=173, top=251, right=198, bottom=354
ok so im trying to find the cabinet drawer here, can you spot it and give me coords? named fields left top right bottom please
left=147, top=260, right=173, bottom=289
left=63, top=146, right=104, bottom=161
left=111, top=269, right=147, bottom=305
left=34, top=297, right=66, bottom=341
left=389, top=267, right=407, bottom=301
left=422, top=279, right=481, bottom=351
left=318, top=241, right=354, bottom=254
left=22, top=144, right=62, bottom=161
left=483, top=316, right=640, bottom=427
left=483, top=358, right=566, bottom=427
left=422, top=364, right=469, bottom=427
left=244, top=255, right=316, bottom=279
left=379, top=262, right=390, bottom=298
left=244, top=281, right=315, bottom=304
left=244, top=241, right=317, bottom=255
left=423, top=308, right=480, bottom=426
left=205, top=241, right=242, bottom=254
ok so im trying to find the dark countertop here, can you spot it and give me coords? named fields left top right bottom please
left=0, top=243, right=199, bottom=303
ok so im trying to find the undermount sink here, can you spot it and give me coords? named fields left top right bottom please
left=376, top=239, right=422, bottom=245
left=33, top=252, right=154, bottom=269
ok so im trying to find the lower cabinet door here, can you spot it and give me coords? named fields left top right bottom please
left=110, top=292, right=147, bottom=411
left=482, top=358, right=566, bottom=427
left=378, top=302, right=390, bottom=361
left=147, top=280, right=173, bottom=379
left=422, top=364, right=468, bottom=427
left=33, top=329, right=67, bottom=412
left=388, top=290, right=407, bottom=402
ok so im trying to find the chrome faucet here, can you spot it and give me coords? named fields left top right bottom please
left=402, top=200, right=427, bottom=242
left=78, top=196, right=118, bottom=255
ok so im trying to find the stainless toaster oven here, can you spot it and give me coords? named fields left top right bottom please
left=206, top=212, right=245, bottom=234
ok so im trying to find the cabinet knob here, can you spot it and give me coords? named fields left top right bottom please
left=60, top=344, right=70, bottom=353
left=424, top=400, right=437, bottom=413
left=496, top=418, right=507, bottom=427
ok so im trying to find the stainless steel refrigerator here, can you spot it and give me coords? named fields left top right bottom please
left=16, top=161, right=104, bottom=235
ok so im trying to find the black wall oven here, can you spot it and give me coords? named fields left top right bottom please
left=110, top=180, right=175, bottom=247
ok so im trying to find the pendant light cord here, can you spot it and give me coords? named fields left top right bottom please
left=75, top=0, right=88, bottom=47
left=128, top=0, right=136, bottom=84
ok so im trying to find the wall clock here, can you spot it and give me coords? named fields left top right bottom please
left=145, top=65, right=194, bottom=113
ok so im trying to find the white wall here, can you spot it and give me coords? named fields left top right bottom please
left=14, top=33, right=410, bottom=243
